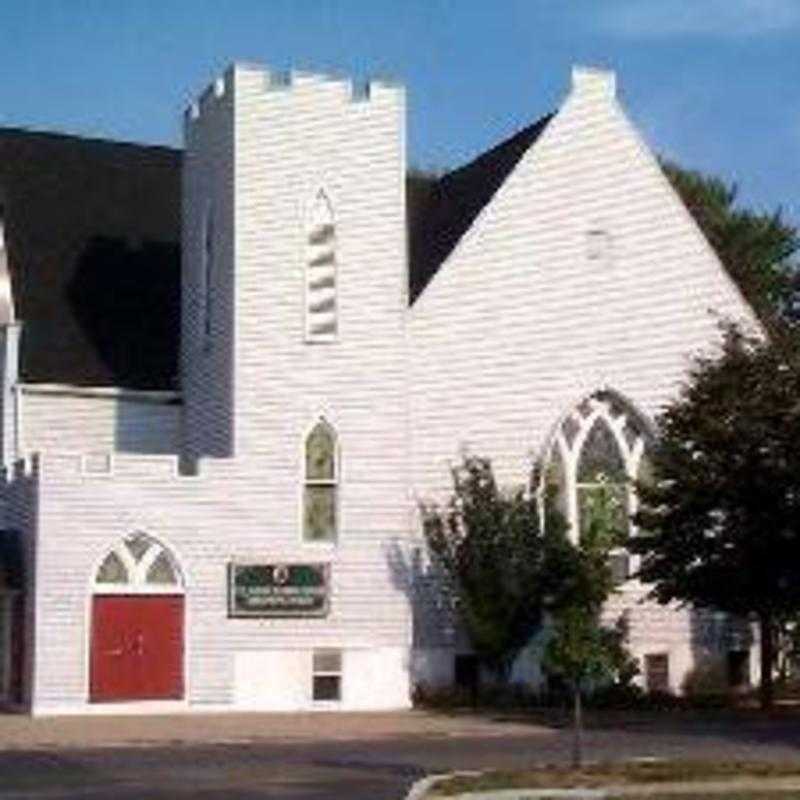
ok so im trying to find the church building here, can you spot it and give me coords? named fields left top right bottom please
left=0, top=63, right=757, bottom=715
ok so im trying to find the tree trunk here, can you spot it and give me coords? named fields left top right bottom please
left=758, top=611, right=775, bottom=711
left=572, top=686, right=583, bottom=769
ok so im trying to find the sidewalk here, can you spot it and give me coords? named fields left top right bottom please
left=0, top=709, right=552, bottom=751
left=423, top=776, right=800, bottom=799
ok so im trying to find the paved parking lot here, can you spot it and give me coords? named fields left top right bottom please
left=1, top=709, right=800, bottom=799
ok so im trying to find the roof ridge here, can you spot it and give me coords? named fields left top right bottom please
left=0, top=125, right=181, bottom=156
left=408, top=112, right=554, bottom=303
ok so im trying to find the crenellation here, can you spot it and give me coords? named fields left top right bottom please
left=185, top=66, right=237, bottom=126
left=266, top=69, right=291, bottom=90
left=223, top=61, right=406, bottom=108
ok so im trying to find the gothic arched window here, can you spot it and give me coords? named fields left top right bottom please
left=305, top=191, right=337, bottom=341
left=546, top=390, right=651, bottom=583
left=303, top=419, right=338, bottom=542
left=94, top=533, right=183, bottom=591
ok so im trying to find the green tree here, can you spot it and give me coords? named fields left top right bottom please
left=544, top=479, right=635, bottom=767
left=631, top=324, right=800, bottom=709
left=420, top=456, right=569, bottom=682
left=662, top=161, right=799, bottom=329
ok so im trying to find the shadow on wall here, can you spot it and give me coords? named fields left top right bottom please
left=685, top=606, right=755, bottom=697
left=386, top=539, right=470, bottom=688
left=114, top=395, right=182, bottom=455
left=67, top=237, right=180, bottom=390
left=385, top=539, right=457, bottom=651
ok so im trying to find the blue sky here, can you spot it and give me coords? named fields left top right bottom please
left=0, top=0, right=797, bottom=225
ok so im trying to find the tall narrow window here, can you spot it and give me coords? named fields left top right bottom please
left=303, top=419, right=338, bottom=543
left=202, top=205, right=214, bottom=347
left=305, top=191, right=337, bottom=341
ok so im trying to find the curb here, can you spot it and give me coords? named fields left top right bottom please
left=435, top=791, right=606, bottom=800
left=405, top=773, right=456, bottom=800
left=407, top=777, right=800, bottom=799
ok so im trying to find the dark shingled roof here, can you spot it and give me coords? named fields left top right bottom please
left=407, top=113, right=553, bottom=303
left=0, top=127, right=181, bottom=390
left=0, top=114, right=551, bottom=390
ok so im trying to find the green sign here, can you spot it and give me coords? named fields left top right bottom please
left=228, top=562, right=329, bottom=618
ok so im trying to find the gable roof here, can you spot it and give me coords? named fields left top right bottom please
left=0, top=113, right=553, bottom=390
left=407, top=113, right=553, bottom=303
left=0, top=127, right=181, bottom=390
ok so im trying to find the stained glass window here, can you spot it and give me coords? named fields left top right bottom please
left=577, top=420, right=627, bottom=483
left=96, top=552, right=128, bottom=584
left=304, top=420, right=338, bottom=543
left=125, top=533, right=151, bottom=563
left=304, top=485, right=337, bottom=542
left=306, top=422, right=336, bottom=481
left=547, top=392, right=653, bottom=585
left=94, top=537, right=182, bottom=589
left=146, top=551, right=178, bottom=585
left=546, top=444, right=568, bottom=517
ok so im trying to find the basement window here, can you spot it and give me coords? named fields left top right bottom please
left=312, top=648, right=342, bottom=701
left=644, top=653, right=670, bottom=694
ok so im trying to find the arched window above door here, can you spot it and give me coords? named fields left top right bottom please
left=94, top=533, right=183, bottom=592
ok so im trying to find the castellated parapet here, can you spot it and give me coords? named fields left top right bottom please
left=0, top=452, right=244, bottom=486
left=185, top=62, right=404, bottom=126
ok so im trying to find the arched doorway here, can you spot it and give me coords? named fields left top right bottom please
left=90, top=533, right=184, bottom=703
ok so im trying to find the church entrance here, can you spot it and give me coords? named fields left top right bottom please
left=90, top=595, right=183, bottom=701
left=90, top=534, right=185, bottom=703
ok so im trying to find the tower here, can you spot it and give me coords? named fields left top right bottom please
left=181, top=64, right=408, bottom=464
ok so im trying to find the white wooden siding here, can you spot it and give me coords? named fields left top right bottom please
left=1, top=63, right=763, bottom=711
left=19, top=392, right=179, bottom=456
left=26, top=64, right=415, bottom=713
left=407, top=67, right=760, bottom=687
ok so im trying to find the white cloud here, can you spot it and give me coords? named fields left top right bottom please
left=595, top=0, right=800, bottom=38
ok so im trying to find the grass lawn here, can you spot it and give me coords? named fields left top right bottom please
left=429, top=760, right=800, bottom=797
left=607, top=796, right=800, bottom=800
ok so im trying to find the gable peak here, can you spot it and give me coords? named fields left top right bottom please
left=571, top=65, right=616, bottom=100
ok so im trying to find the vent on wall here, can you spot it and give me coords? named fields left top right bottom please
left=305, top=191, right=337, bottom=341
left=585, top=228, right=613, bottom=266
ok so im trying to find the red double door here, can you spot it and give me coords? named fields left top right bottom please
left=90, top=595, right=184, bottom=702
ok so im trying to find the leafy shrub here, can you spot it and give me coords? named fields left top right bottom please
left=682, top=655, right=729, bottom=698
